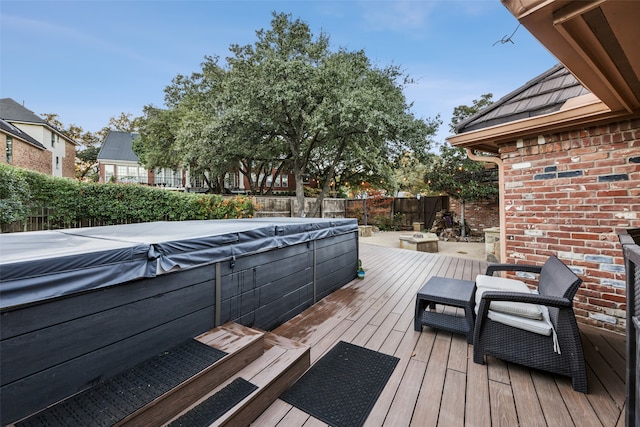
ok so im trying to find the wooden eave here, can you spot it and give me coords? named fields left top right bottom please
left=501, top=0, right=640, bottom=113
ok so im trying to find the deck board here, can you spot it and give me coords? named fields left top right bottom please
left=464, top=345, right=491, bottom=426
left=264, top=243, right=626, bottom=427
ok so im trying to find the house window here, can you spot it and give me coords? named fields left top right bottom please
left=115, top=165, right=147, bottom=184
left=104, top=164, right=115, bottom=182
left=127, top=166, right=147, bottom=184
left=280, top=174, right=288, bottom=188
left=51, top=133, right=55, bottom=147
left=191, top=175, right=205, bottom=188
left=5, top=136, right=12, bottom=163
left=55, top=156, right=60, bottom=169
left=225, top=172, right=239, bottom=189
left=155, top=168, right=181, bottom=187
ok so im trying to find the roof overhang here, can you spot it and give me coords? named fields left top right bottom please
left=503, top=0, right=640, bottom=113
left=449, top=93, right=630, bottom=152
left=449, top=0, right=640, bottom=153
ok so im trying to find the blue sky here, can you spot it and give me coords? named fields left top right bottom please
left=1, top=0, right=558, bottom=145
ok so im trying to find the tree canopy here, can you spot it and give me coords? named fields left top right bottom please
left=425, top=93, right=498, bottom=235
left=425, top=142, right=498, bottom=202
left=134, top=12, right=440, bottom=216
left=425, top=93, right=497, bottom=202
left=449, top=93, right=493, bottom=134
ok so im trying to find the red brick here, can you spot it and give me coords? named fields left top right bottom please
left=587, top=298, right=617, bottom=309
left=587, top=166, right=614, bottom=175
left=572, top=247, right=600, bottom=255
left=587, top=270, right=615, bottom=279
left=558, top=239, right=586, bottom=247
left=598, top=189, right=628, bottom=197
left=571, top=146, right=598, bottom=155
left=600, top=204, right=629, bottom=211
left=585, top=241, right=616, bottom=249
left=583, top=152, right=610, bottom=161
left=614, top=164, right=640, bottom=174
left=1, top=132, right=52, bottom=174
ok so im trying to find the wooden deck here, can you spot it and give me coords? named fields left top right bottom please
left=255, top=243, right=626, bottom=426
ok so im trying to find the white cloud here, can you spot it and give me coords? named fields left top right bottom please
left=2, top=13, right=176, bottom=71
left=357, top=0, right=437, bottom=33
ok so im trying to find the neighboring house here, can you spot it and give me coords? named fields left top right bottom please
left=97, top=130, right=310, bottom=194
left=0, top=98, right=77, bottom=178
left=448, top=0, right=640, bottom=334
left=244, top=169, right=307, bottom=195
left=97, top=130, right=186, bottom=189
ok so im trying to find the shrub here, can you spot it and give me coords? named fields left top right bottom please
left=0, top=165, right=31, bottom=224
left=374, top=212, right=405, bottom=231
left=0, top=164, right=256, bottom=229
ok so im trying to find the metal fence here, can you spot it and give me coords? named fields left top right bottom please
left=620, top=230, right=640, bottom=427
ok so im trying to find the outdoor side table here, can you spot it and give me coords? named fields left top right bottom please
left=414, top=276, right=476, bottom=344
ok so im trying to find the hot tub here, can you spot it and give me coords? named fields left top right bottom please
left=0, top=217, right=358, bottom=425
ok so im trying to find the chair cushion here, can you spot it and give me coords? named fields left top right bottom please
left=486, top=310, right=553, bottom=336
left=475, top=275, right=543, bottom=320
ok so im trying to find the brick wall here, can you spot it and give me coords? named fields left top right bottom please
left=448, top=197, right=500, bottom=236
left=1, top=132, right=51, bottom=175
left=62, top=140, right=76, bottom=178
left=501, top=117, right=640, bottom=334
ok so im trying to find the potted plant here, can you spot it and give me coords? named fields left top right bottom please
left=357, top=259, right=365, bottom=279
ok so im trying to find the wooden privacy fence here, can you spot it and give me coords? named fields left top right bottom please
left=2, top=196, right=449, bottom=233
left=345, top=196, right=449, bottom=229
left=395, top=196, right=449, bottom=229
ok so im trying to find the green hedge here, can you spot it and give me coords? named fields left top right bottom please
left=0, top=164, right=32, bottom=224
left=0, top=164, right=256, bottom=228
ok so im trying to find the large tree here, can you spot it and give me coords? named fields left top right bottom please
left=136, top=12, right=439, bottom=216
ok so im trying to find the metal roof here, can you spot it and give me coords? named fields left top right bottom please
left=455, top=64, right=591, bottom=133
left=97, top=130, right=140, bottom=162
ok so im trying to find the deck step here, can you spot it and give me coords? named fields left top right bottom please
left=11, top=323, right=265, bottom=427
left=167, top=378, right=258, bottom=426
left=11, top=323, right=309, bottom=427
left=118, top=322, right=266, bottom=426
left=166, top=332, right=310, bottom=427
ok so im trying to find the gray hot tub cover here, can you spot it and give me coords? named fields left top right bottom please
left=0, top=218, right=357, bottom=309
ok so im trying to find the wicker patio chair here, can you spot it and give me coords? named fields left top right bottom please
left=472, top=255, right=588, bottom=393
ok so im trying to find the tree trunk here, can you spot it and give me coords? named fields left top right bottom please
left=308, top=171, right=334, bottom=218
left=460, top=200, right=466, bottom=239
left=294, top=169, right=306, bottom=217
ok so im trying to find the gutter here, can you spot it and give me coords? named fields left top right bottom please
left=465, top=148, right=507, bottom=263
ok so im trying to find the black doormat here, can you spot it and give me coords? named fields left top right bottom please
left=16, top=339, right=227, bottom=427
left=168, top=377, right=257, bottom=426
left=280, top=341, right=399, bottom=427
